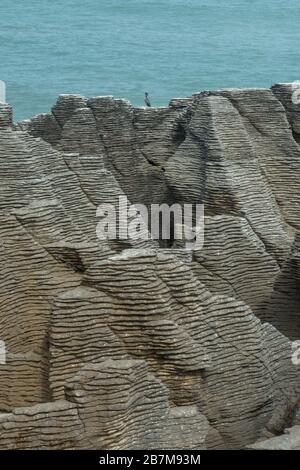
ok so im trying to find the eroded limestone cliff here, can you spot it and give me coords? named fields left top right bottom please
left=0, top=84, right=299, bottom=449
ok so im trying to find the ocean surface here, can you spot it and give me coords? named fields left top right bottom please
left=0, top=0, right=300, bottom=121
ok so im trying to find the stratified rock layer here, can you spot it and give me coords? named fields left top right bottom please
left=0, top=84, right=299, bottom=449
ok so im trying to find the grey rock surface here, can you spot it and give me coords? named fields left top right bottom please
left=247, top=425, right=300, bottom=450
left=0, top=84, right=299, bottom=449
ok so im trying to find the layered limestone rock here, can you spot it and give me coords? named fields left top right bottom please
left=0, top=360, right=209, bottom=450
left=0, top=83, right=299, bottom=449
left=247, top=425, right=300, bottom=450
left=264, top=234, right=300, bottom=339
left=49, top=249, right=299, bottom=449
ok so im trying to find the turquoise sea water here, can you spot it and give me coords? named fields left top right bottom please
left=0, top=0, right=300, bottom=121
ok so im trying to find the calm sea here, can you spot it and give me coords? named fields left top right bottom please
left=0, top=0, right=300, bottom=121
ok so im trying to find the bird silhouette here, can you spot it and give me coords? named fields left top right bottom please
left=144, top=92, right=151, bottom=107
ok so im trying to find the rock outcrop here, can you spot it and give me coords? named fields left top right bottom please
left=0, top=84, right=299, bottom=449
left=247, top=425, right=300, bottom=450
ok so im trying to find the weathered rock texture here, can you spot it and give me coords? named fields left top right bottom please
left=247, top=425, right=300, bottom=450
left=0, top=84, right=300, bottom=449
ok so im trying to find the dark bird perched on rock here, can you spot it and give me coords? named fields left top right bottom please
left=144, top=92, right=151, bottom=107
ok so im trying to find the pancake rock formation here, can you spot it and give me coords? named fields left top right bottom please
left=0, top=83, right=300, bottom=449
